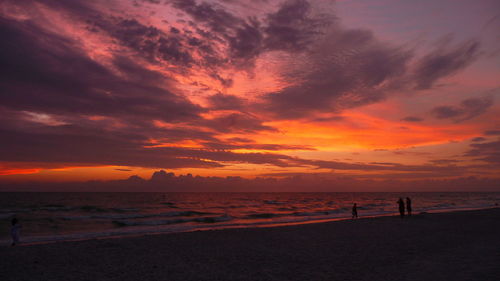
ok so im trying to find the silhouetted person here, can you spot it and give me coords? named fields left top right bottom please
left=406, top=197, right=412, bottom=217
left=352, top=203, right=358, bottom=219
left=397, top=198, right=405, bottom=218
left=10, top=218, right=21, bottom=246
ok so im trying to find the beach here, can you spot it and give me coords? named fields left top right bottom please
left=1, top=208, right=499, bottom=281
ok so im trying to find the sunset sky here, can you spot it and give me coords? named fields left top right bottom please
left=1, top=0, right=499, bottom=189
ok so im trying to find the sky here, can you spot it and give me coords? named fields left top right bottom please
left=0, top=0, right=499, bottom=191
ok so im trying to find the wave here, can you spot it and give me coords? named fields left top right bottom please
left=432, top=203, right=456, bottom=208
left=110, top=208, right=140, bottom=212
left=62, top=214, right=144, bottom=220
left=277, top=207, right=297, bottom=211
left=292, top=209, right=345, bottom=217
left=246, top=213, right=279, bottom=219
left=61, top=210, right=216, bottom=221
left=0, top=205, right=141, bottom=214
left=357, top=203, right=390, bottom=210
left=243, top=208, right=348, bottom=220
left=113, top=218, right=189, bottom=226
left=160, top=202, right=178, bottom=208
left=263, top=200, right=286, bottom=205
left=419, top=203, right=497, bottom=213
left=113, top=215, right=232, bottom=227
left=0, top=208, right=32, bottom=213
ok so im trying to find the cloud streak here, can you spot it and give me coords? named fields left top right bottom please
left=431, top=96, right=494, bottom=122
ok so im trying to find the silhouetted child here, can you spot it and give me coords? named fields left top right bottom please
left=397, top=198, right=405, bottom=218
left=352, top=203, right=358, bottom=219
left=406, top=197, right=412, bottom=217
left=11, top=218, right=21, bottom=246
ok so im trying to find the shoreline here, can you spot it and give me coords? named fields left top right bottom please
left=3, top=206, right=499, bottom=247
left=1, top=208, right=499, bottom=281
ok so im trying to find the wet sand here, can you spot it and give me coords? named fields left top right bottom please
left=1, top=208, right=499, bottom=281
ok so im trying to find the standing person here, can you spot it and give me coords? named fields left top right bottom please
left=10, top=218, right=21, bottom=246
left=352, top=203, right=358, bottom=219
left=397, top=198, right=405, bottom=218
left=406, top=197, right=412, bottom=217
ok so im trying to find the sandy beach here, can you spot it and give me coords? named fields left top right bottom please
left=1, top=208, right=499, bottom=281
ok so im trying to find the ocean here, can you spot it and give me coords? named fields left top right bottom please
left=1, top=192, right=499, bottom=245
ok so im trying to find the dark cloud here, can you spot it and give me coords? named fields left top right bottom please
left=203, top=113, right=276, bottom=133
left=37, top=0, right=230, bottom=81
left=464, top=139, right=500, bottom=164
left=0, top=161, right=85, bottom=175
left=431, top=96, right=493, bottom=122
left=431, top=106, right=462, bottom=119
left=0, top=121, right=221, bottom=169
left=484, top=130, right=500, bottom=136
left=228, top=19, right=263, bottom=62
left=471, top=137, right=487, bottom=142
left=295, top=158, right=463, bottom=173
left=201, top=141, right=315, bottom=151
left=170, top=0, right=261, bottom=65
left=413, top=39, right=480, bottom=90
left=262, top=34, right=412, bottom=118
left=0, top=122, right=311, bottom=170
left=309, top=116, right=345, bottom=123
left=225, top=137, right=254, bottom=143
left=369, top=162, right=400, bottom=165
left=87, top=15, right=226, bottom=75
left=0, top=112, right=469, bottom=172
left=207, top=93, right=246, bottom=110
left=429, top=159, right=461, bottom=165
left=263, top=0, right=330, bottom=52
left=12, top=0, right=482, bottom=121
left=0, top=16, right=203, bottom=123
left=94, top=17, right=196, bottom=67
left=257, top=4, right=482, bottom=119
left=243, top=0, right=414, bottom=119
left=170, top=0, right=331, bottom=66
left=401, top=116, right=423, bottom=122
left=139, top=0, right=162, bottom=4
left=392, top=150, right=432, bottom=156
left=170, top=0, right=241, bottom=34
left=0, top=110, right=298, bottom=169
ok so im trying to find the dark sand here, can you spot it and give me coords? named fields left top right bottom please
left=1, top=208, right=499, bottom=281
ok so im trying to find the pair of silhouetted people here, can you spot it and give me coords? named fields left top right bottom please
left=352, top=203, right=358, bottom=219
left=397, top=197, right=412, bottom=218
left=10, top=218, right=21, bottom=246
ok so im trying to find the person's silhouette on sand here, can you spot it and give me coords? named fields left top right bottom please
left=406, top=197, right=412, bottom=217
left=10, top=218, right=21, bottom=246
left=397, top=198, right=405, bottom=218
left=352, top=203, right=358, bottom=219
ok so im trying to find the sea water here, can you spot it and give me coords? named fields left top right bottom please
left=1, top=192, right=499, bottom=244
